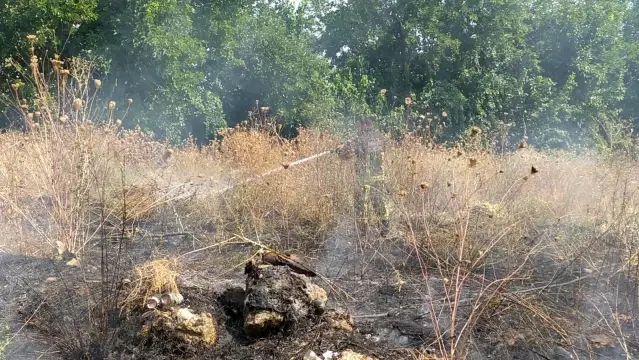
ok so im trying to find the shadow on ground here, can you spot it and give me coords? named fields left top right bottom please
left=1, top=216, right=639, bottom=359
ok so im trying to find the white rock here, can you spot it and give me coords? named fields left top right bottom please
left=303, top=350, right=322, bottom=360
left=323, top=350, right=338, bottom=359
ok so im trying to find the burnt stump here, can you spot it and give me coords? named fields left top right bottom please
left=243, top=264, right=327, bottom=338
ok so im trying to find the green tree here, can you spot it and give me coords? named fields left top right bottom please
left=215, top=1, right=338, bottom=133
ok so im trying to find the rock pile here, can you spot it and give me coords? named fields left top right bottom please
left=135, top=249, right=369, bottom=357
left=140, top=307, right=218, bottom=348
left=242, top=250, right=327, bottom=337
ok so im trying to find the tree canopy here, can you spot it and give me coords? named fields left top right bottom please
left=1, top=0, right=638, bottom=148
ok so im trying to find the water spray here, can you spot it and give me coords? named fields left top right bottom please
left=170, top=145, right=345, bottom=201
left=213, top=148, right=337, bottom=194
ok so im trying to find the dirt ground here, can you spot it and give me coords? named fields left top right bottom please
left=2, top=213, right=639, bottom=359
left=0, top=216, right=429, bottom=359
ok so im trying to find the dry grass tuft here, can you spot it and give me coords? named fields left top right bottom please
left=102, top=182, right=160, bottom=223
left=122, top=258, right=181, bottom=311
left=204, top=126, right=351, bottom=248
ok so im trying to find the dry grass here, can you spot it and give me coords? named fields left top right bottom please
left=122, top=258, right=181, bottom=311
left=3, top=113, right=639, bottom=357
left=380, top=132, right=639, bottom=358
left=3, top=41, right=639, bottom=359
left=212, top=126, right=351, bottom=248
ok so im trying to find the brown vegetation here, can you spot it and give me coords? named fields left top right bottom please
left=2, top=43, right=639, bottom=360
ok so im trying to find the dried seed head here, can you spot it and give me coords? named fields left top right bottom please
left=442, top=111, right=448, bottom=118
left=404, top=97, right=412, bottom=106
left=73, top=98, right=83, bottom=111
left=26, top=34, right=37, bottom=42
left=127, top=98, right=133, bottom=105
left=34, top=111, right=41, bottom=119
left=20, top=104, right=28, bottom=112
left=115, top=119, right=122, bottom=127
left=50, top=58, right=63, bottom=70
left=108, top=101, right=116, bottom=110
left=470, top=126, right=482, bottom=137
left=518, top=136, right=528, bottom=149
left=10, top=84, right=18, bottom=92
left=94, top=79, right=102, bottom=89
left=380, top=89, right=387, bottom=95
left=59, top=115, right=68, bottom=123
left=27, top=112, right=34, bottom=120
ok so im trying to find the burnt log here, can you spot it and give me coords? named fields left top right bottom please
left=245, top=250, right=317, bottom=277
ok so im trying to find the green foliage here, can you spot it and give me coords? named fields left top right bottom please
left=316, top=0, right=638, bottom=149
left=1, top=0, right=639, bottom=149
left=219, top=3, right=337, bottom=131
left=0, top=0, right=97, bottom=50
left=88, top=0, right=226, bottom=143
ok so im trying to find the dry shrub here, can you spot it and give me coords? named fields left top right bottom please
left=102, top=182, right=161, bottom=224
left=383, top=133, right=616, bottom=268
left=216, top=126, right=287, bottom=173
left=122, top=258, right=181, bottom=311
left=164, top=135, right=224, bottom=184
left=383, top=131, right=639, bottom=358
left=0, top=42, right=182, bottom=255
left=212, top=127, right=352, bottom=248
left=0, top=114, right=126, bottom=255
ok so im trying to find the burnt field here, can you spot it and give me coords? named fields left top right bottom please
left=2, top=125, right=639, bottom=360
